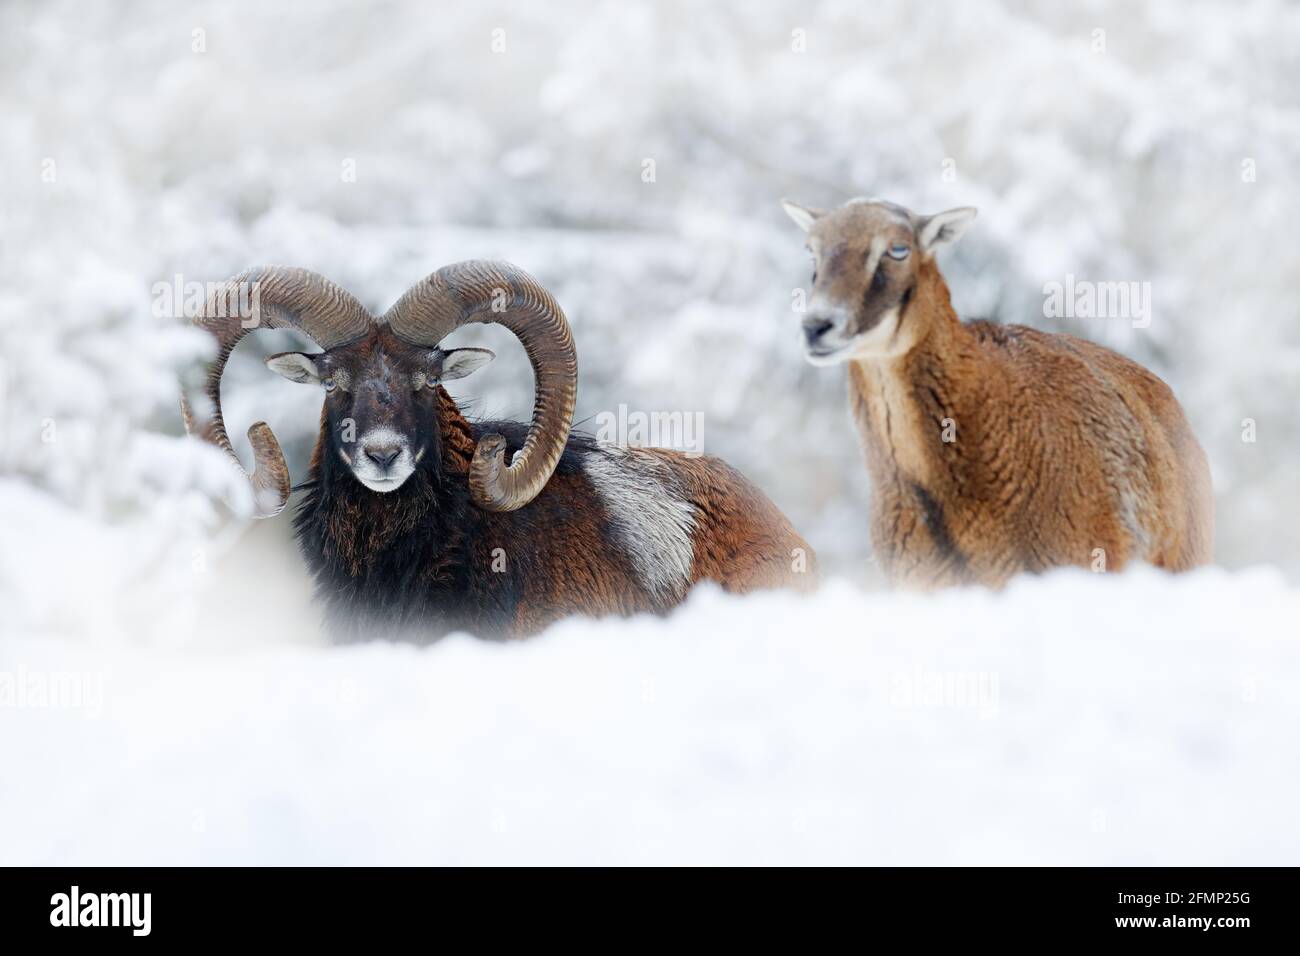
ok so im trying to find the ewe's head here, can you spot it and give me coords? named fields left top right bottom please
left=184, top=262, right=576, bottom=516
left=266, top=333, right=494, bottom=493
left=781, top=198, right=976, bottom=365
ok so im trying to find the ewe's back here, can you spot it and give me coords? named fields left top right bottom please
left=964, top=321, right=1213, bottom=573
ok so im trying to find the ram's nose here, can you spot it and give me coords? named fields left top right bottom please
left=365, top=446, right=401, bottom=472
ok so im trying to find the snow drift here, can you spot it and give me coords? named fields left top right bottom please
left=2, top=567, right=1296, bottom=866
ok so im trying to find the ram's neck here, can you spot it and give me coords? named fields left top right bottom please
left=847, top=261, right=976, bottom=492
left=432, top=387, right=478, bottom=478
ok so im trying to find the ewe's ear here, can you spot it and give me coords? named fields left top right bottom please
left=916, top=207, right=978, bottom=255
left=437, top=347, right=495, bottom=382
left=781, top=199, right=824, bottom=232
left=265, top=352, right=321, bottom=384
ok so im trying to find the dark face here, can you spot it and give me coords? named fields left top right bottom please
left=782, top=198, right=978, bottom=364
left=266, top=329, right=494, bottom=492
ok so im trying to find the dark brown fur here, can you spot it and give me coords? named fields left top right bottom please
left=298, top=388, right=815, bottom=640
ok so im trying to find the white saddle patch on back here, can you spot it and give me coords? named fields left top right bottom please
left=582, top=445, right=696, bottom=601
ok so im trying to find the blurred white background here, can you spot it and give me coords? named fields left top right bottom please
left=1, top=0, right=1298, bottom=864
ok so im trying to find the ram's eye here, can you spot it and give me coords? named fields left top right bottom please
left=887, top=243, right=911, bottom=260
left=322, top=378, right=337, bottom=392
left=423, top=373, right=440, bottom=389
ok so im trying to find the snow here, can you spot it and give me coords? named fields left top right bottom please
left=3, top=567, right=1297, bottom=865
left=2, top=0, right=1299, bottom=864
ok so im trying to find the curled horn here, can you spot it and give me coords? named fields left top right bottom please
left=383, top=260, right=577, bottom=512
left=182, top=267, right=374, bottom=517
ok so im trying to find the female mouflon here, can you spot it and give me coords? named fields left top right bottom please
left=782, top=197, right=1212, bottom=588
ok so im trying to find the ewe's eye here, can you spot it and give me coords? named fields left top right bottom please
left=887, top=243, right=911, bottom=260
left=322, top=378, right=337, bottom=392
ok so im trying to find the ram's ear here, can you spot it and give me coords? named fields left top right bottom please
left=916, top=207, right=978, bottom=255
left=265, top=352, right=322, bottom=384
left=437, top=347, right=495, bottom=382
left=781, top=199, right=824, bottom=232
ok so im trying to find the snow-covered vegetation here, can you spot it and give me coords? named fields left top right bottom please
left=1, top=0, right=1297, bottom=863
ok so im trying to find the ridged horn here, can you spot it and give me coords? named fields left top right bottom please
left=383, top=260, right=577, bottom=512
left=181, top=266, right=374, bottom=517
